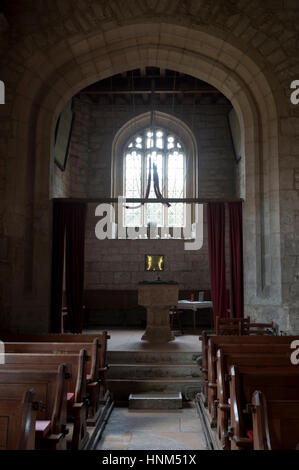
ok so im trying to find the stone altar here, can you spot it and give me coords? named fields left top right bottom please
left=138, top=280, right=179, bottom=343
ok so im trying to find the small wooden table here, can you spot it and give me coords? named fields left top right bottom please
left=177, top=300, right=213, bottom=330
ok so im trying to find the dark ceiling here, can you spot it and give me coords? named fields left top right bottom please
left=77, top=67, right=231, bottom=107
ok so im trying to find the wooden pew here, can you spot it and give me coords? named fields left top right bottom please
left=1, top=333, right=110, bottom=404
left=0, top=332, right=109, bottom=377
left=201, top=334, right=299, bottom=415
left=0, top=389, right=37, bottom=450
left=0, top=351, right=89, bottom=449
left=3, top=340, right=102, bottom=419
left=0, top=365, right=69, bottom=450
left=229, top=365, right=299, bottom=450
left=208, top=338, right=298, bottom=426
left=215, top=346, right=294, bottom=449
left=251, top=390, right=299, bottom=450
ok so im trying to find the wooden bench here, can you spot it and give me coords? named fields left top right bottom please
left=0, top=389, right=37, bottom=450
left=0, top=365, right=69, bottom=450
left=251, top=390, right=299, bottom=450
left=229, top=365, right=299, bottom=450
left=3, top=341, right=102, bottom=422
left=207, top=337, right=298, bottom=427
left=0, top=351, right=89, bottom=449
left=215, top=346, right=294, bottom=449
left=1, top=332, right=110, bottom=403
left=201, top=334, right=299, bottom=410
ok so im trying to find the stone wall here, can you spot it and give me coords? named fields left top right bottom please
left=85, top=203, right=234, bottom=294
left=71, top=98, right=236, bottom=291
left=87, top=98, right=236, bottom=199
left=1, top=1, right=299, bottom=333
left=85, top=204, right=211, bottom=291
left=53, top=97, right=90, bottom=198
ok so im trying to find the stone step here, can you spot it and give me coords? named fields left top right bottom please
left=107, top=363, right=201, bottom=379
left=107, top=351, right=202, bottom=365
left=129, top=392, right=183, bottom=410
left=108, top=378, right=201, bottom=402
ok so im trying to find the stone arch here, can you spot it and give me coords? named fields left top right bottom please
left=7, top=22, right=284, bottom=331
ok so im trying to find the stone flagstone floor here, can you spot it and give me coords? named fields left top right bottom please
left=96, top=407, right=208, bottom=450
left=86, top=328, right=202, bottom=352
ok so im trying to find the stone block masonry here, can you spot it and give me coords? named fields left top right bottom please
left=3, top=2, right=298, bottom=333
left=59, top=98, right=236, bottom=292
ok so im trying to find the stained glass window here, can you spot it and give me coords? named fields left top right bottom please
left=123, top=129, right=186, bottom=227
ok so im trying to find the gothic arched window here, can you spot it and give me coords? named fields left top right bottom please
left=123, top=128, right=186, bottom=227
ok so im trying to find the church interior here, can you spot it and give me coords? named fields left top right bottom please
left=0, top=0, right=299, bottom=452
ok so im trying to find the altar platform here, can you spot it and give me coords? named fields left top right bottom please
left=84, top=328, right=203, bottom=403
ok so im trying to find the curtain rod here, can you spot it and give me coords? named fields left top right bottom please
left=52, top=198, right=244, bottom=204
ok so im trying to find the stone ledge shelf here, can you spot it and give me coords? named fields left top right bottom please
left=129, top=392, right=183, bottom=410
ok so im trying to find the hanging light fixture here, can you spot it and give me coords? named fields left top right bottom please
left=125, top=71, right=170, bottom=210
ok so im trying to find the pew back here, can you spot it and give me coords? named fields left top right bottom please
left=3, top=341, right=99, bottom=382
left=0, top=351, right=88, bottom=403
left=201, top=334, right=298, bottom=401
left=0, top=365, right=68, bottom=436
left=0, top=332, right=109, bottom=368
left=215, top=347, right=297, bottom=449
left=229, top=365, right=299, bottom=450
left=0, top=389, right=37, bottom=450
left=252, top=391, right=299, bottom=450
left=205, top=336, right=298, bottom=413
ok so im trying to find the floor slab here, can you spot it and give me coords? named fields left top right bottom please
left=96, top=407, right=208, bottom=450
left=85, top=328, right=202, bottom=352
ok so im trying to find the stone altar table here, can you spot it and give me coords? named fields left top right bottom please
left=138, top=280, right=179, bottom=343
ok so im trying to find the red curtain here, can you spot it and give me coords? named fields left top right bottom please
left=228, top=202, right=244, bottom=318
left=65, top=203, right=86, bottom=333
left=207, top=202, right=228, bottom=325
left=51, top=203, right=66, bottom=333
left=51, top=202, right=86, bottom=333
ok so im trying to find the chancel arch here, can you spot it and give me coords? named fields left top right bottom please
left=5, top=21, right=290, bottom=333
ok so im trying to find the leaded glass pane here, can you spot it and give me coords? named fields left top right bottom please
left=145, top=203, right=163, bottom=227
left=168, top=203, right=185, bottom=227
left=124, top=206, right=142, bottom=227
left=145, top=152, right=163, bottom=225
left=168, top=151, right=184, bottom=198
left=124, top=152, right=142, bottom=226
left=123, top=128, right=186, bottom=228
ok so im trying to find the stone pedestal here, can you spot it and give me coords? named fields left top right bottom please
left=138, top=282, right=179, bottom=343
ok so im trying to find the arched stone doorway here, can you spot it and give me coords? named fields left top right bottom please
left=6, top=22, right=288, bottom=333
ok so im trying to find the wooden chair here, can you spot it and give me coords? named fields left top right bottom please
left=215, top=316, right=278, bottom=336
left=169, top=307, right=184, bottom=334
left=215, top=316, right=251, bottom=335
left=61, top=305, right=86, bottom=333
left=246, top=321, right=278, bottom=336
left=0, top=389, right=37, bottom=450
